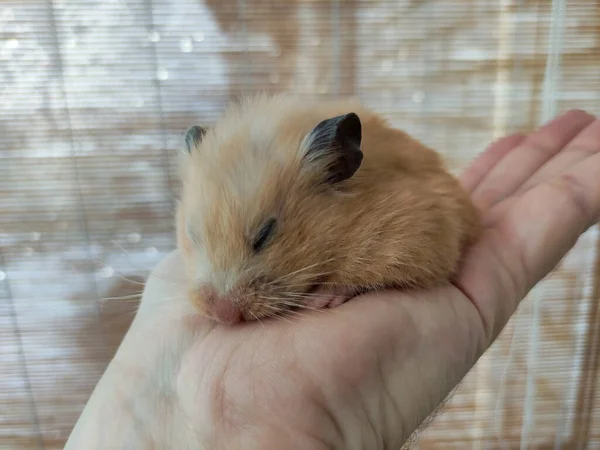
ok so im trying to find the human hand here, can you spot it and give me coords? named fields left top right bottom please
left=65, top=110, right=600, bottom=450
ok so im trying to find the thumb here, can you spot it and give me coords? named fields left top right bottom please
left=315, top=286, right=485, bottom=447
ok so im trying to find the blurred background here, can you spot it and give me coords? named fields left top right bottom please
left=1, top=0, right=599, bottom=448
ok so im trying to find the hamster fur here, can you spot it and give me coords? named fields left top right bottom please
left=176, top=93, right=481, bottom=324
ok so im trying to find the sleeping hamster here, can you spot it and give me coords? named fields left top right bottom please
left=176, top=93, right=481, bottom=325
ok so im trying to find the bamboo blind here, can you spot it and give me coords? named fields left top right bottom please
left=1, top=0, right=599, bottom=448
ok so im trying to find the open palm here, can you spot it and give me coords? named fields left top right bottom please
left=66, top=110, right=600, bottom=450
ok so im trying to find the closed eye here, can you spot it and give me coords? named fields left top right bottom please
left=252, top=217, right=277, bottom=252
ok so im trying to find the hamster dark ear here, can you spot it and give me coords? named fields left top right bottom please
left=302, top=113, right=363, bottom=184
left=184, top=125, right=207, bottom=154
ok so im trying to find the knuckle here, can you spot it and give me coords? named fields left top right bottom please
left=568, top=144, right=600, bottom=157
left=552, top=173, right=593, bottom=222
left=526, top=134, right=560, bottom=156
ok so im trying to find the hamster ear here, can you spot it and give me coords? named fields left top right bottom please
left=184, top=125, right=207, bottom=154
left=302, top=113, right=363, bottom=184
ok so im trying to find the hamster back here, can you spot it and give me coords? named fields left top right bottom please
left=176, top=93, right=481, bottom=324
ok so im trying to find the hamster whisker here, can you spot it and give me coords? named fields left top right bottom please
left=258, top=298, right=315, bottom=316
left=82, top=255, right=185, bottom=288
left=257, top=292, right=332, bottom=314
left=158, top=295, right=189, bottom=302
left=108, top=240, right=189, bottom=285
left=260, top=301, right=308, bottom=319
left=260, top=293, right=333, bottom=305
left=283, top=281, right=340, bottom=288
left=284, top=291, right=339, bottom=298
left=283, top=292, right=347, bottom=303
left=110, top=239, right=137, bottom=260
left=286, top=304, right=328, bottom=314
left=262, top=302, right=289, bottom=313
left=112, top=274, right=147, bottom=286
left=100, top=293, right=143, bottom=302
left=259, top=295, right=292, bottom=302
left=275, top=314, right=295, bottom=325
left=271, top=272, right=336, bottom=290
left=83, top=253, right=186, bottom=287
left=266, top=271, right=337, bottom=289
left=262, top=305, right=296, bottom=324
left=146, top=270, right=189, bottom=286
left=267, top=258, right=338, bottom=284
left=277, top=307, right=304, bottom=318
left=79, top=258, right=149, bottom=286
left=280, top=308, right=311, bottom=322
left=248, top=311, right=266, bottom=330
left=392, top=259, right=436, bottom=275
left=274, top=298, right=329, bottom=314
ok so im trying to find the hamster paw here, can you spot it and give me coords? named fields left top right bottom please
left=304, top=290, right=351, bottom=310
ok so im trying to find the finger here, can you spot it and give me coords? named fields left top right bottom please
left=515, top=118, right=600, bottom=194
left=460, top=133, right=525, bottom=194
left=456, top=151, right=600, bottom=343
left=471, top=109, right=596, bottom=211
left=483, top=120, right=600, bottom=227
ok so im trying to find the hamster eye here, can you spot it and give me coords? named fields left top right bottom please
left=252, top=217, right=277, bottom=252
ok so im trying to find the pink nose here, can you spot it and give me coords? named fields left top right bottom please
left=211, top=296, right=242, bottom=325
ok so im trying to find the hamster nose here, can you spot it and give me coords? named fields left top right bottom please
left=212, top=296, right=242, bottom=325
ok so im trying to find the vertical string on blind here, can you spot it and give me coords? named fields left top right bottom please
left=144, top=0, right=176, bottom=212
left=520, top=0, right=565, bottom=447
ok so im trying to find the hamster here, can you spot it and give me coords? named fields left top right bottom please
left=176, top=93, right=481, bottom=325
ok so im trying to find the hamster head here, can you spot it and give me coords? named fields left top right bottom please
left=177, top=95, right=365, bottom=324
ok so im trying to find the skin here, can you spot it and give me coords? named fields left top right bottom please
left=65, top=109, right=600, bottom=449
